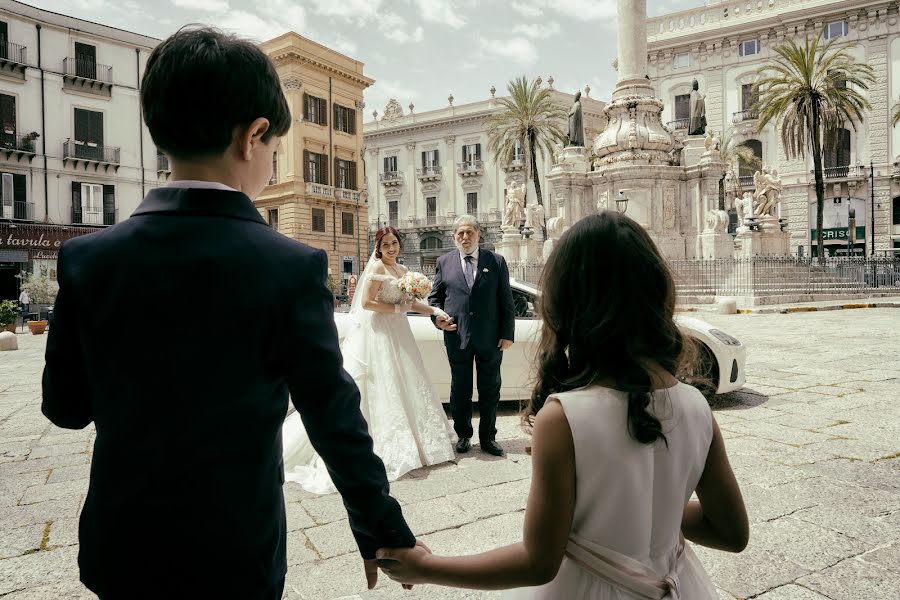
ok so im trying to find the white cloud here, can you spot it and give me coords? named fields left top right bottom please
left=308, top=0, right=382, bottom=24
left=507, top=0, right=616, bottom=21
left=216, top=10, right=287, bottom=41
left=171, top=0, right=229, bottom=10
left=512, top=22, right=561, bottom=39
left=479, top=36, right=538, bottom=65
left=385, top=25, right=424, bottom=44
left=511, top=1, right=543, bottom=18
left=414, top=0, right=466, bottom=29
left=328, top=35, right=359, bottom=57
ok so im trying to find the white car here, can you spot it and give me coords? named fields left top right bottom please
left=335, top=279, right=746, bottom=402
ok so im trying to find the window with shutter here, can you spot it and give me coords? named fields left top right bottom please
left=71, top=181, right=82, bottom=223
left=0, top=94, right=14, bottom=149
left=348, top=108, right=356, bottom=134
left=12, top=173, right=26, bottom=219
left=341, top=211, right=354, bottom=235
left=0, top=22, right=8, bottom=61
left=674, top=94, right=690, bottom=121
left=74, top=42, right=97, bottom=80
left=102, top=185, right=115, bottom=225
left=349, top=161, right=357, bottom=190
left=74, top=109, right=103, bottom=160
left=466, top=192, right=478, bottom=214
left=268, top=208, right=279, bottom=230
left=388, top=201, right=398, bottom=226
left=0, top=173, right=11, bottom=219
left=77, top=183, right=103, bottom=224
left=312, top=208, right=326, bottom=232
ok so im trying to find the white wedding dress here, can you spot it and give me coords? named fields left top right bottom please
left=281, top=263, right=457, bottom=495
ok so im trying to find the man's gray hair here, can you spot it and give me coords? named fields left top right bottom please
left=453, top=214, right=480, bottom=233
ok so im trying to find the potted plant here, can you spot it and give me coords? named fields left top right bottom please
left=17, top=270, right=58, bottom=335
left=0, top=300, right=17, bottom=333
left=20, top=131, right=39, bottom=152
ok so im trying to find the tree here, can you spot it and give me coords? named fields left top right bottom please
left=486, top=77, right=567, bottom=215
left=892, top=102, right=900, bottom=127
left=754, top=34, right=874, bottom=261
left=719, top=128, right=762, bottom=209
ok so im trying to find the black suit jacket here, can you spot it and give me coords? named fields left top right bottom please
left=41, top=187, right=414, bottom=597
left=428, top=249, right=515, bottom=351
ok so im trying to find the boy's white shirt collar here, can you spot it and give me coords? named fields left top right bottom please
left=166, top=180, right=238, bottom=192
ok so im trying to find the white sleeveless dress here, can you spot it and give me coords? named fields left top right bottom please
left=504, top=383, right=718, bottom=599
left=281, top=272, right=457, bottom=494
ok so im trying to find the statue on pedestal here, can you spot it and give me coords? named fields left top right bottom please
left=735, top=191, right=755, bottom=231
left=502, top=182, right=525, bottom=229
left=753, top=166, right=783, bottom=216
left=567, top=91, right=584, bottom=147
left=689, top=79, right=706, bottom=135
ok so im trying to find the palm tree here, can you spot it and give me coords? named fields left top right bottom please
left=754, top=34, right=874, bottom=261
left=486, top=77, right=567, bottom=214
left=719, top=128, right=762, bottom=209
left=892, top=102, right=900, bottom=127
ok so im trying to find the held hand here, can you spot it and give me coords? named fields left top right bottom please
left=432, top=307, right=450, bottom=320
left=498, top=339, right=513, bottom=350
left=376, top=539, right=434, bottom=586
left=436, top=316, right=458, bottom=332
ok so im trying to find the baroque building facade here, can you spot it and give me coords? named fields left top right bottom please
left=647, top=0, right=900, bottom=257
left=256, top=33, right=372, bottom=284
left=362, top=88, right=607, bottom=270
left=0, top=0, right=159, bottom=300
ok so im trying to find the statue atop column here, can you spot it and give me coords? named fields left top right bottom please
left=502, top=182, right=525, bottom=228
left=567, top=91, right=584, bottom=147
left=689, top=79, right=706, bottom=135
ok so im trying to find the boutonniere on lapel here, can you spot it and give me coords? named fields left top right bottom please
left=482, top=268, right=489, bottom=273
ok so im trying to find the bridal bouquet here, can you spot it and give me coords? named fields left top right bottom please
left=396, top=271, right=432, bottom=302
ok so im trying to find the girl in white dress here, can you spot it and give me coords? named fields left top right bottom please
left=281, top=227, right=457, bottom=494
left=376, top=211, right=749, bottom=598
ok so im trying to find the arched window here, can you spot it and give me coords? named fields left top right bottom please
left=824, top=128, right=851, bottom=177
left=738, top=139, right=763, bottom=185
left=420, top=236, right=442, bottom=250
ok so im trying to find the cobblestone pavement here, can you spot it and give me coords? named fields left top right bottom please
left=1, top=309, right=898, bottom=599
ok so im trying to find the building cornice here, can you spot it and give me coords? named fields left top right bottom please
left=271, top=51, right=375, bottom=88
left=647, top=0, right=891, bottom=51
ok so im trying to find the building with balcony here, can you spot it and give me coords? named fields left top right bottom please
left=363, top=89, right=607, bottom=270
left=647, top=0, right=899, bottom=257
left=254, top=32, right=371, bottom=286
left=0, top=0, right=161, bottom=300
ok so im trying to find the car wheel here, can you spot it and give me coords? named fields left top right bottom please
left=681, top=343, right=719, bottom=401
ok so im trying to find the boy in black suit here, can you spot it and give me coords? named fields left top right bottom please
left=42, top=26, right=415, bottom=600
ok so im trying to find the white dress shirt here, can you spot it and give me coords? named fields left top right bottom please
left=460, top=248, right=479, bottom=282
left=166, top=180, right=238, bottom=192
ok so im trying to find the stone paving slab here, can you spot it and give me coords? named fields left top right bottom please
left=1, top=310, right=899, bottom=599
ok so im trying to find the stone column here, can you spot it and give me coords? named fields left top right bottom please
left=613, top=0, right=653, bottom=100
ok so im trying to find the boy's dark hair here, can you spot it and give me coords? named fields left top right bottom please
left=141, top=26, right=291, bottom=160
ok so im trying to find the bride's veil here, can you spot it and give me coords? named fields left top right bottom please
left=341, top=250, right=379, bottom=382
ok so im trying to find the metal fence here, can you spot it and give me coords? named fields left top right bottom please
left=418, top=257, right=900, bottom=297
left=670, top=256, right=900, bottom=297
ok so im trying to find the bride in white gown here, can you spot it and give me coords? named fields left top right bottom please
left=282, top=227, right=457, bottom=494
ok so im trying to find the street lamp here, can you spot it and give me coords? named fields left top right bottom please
left=847, top=207, right=856, bottom=258
left=616, top=190, right=629, bottom=214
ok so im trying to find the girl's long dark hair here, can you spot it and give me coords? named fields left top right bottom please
left=524, top=211, right=696, bottom=445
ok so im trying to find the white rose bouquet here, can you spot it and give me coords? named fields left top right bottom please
left=395, top=271, right=432, bottom=302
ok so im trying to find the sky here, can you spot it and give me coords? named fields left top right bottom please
left=23, top=0, right=705, bottom=118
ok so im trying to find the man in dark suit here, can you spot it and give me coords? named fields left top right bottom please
left=41, top=27, right=416, bottom=600
left=428, top=216, right=516, bottom=457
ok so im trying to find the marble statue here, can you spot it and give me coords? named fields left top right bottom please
left=553, top=142, right=565, bottom=165
left=735, top=191, right=755, bottom=229
left=567, top=91, right=585, bottom=147
left=704, top=130, right=720, bottom=152
left=503, top=182, right=525, bottom=228
left=689, top=79, right=706, bottom=135
left=530, top=203, right=545, bottom=230
left=754, top=166, right=783, bottom=216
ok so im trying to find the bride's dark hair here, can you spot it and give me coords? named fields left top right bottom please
left=524, top=211, right=698, bottom=445
left=374, top=226, right=403, bottom=259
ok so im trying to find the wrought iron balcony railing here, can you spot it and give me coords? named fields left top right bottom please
left=72, top=206, right=117, bottom=226
left=157, top=153, right=171, bottom=173
left=63, top=57, right=113, bottom=84
left=0, top=132, right=38, bottom=161
left=1, top=200, right=34, bottom=221
left=63, top=140, right=120, bottom=171
left=0, top=41, right=27, bottom=67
